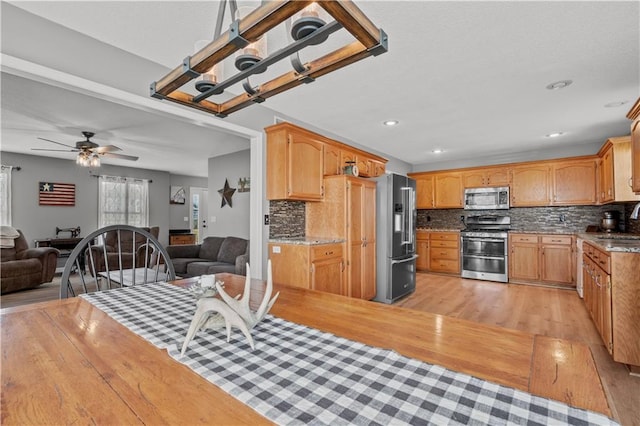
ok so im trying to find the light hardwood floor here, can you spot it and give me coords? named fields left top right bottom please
left=2, top=272, right=639, bottom=425
left=397, top=273, right=639, bottom=426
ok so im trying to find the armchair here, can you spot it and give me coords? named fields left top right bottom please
left=86, top=226, right=160, bottom=276
left=1, top=229, right=59, bottom=294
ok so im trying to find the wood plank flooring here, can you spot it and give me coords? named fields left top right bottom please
left=2, top=272, right=639, bottom=425
left=397, top=273, right=640, bottom=426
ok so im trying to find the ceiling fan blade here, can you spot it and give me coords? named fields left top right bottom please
left=31, top=148, right=78, bottom=152
left=102, top=152, right=139, bottom=161
left=37, top=137, right=76, bottom=149
left=94, top=144, right=122, bottom=153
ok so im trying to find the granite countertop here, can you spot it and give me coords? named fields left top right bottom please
left=416, top=228, right=462, bottom=232
left=269, top=237, right=345, bottom=246
left=578, top=233, right=640, bottom=253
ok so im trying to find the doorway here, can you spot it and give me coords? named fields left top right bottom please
left=190, top=187, right=209, bottom=243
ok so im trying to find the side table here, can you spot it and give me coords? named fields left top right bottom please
left=35, top=237, right=85, bottom=273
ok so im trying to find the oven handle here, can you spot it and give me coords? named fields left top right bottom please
left=462, top=237, right=507, bottom=243
left=391, top=254, right=419, bottom=265
left=462, top=254, right=507, bottom=261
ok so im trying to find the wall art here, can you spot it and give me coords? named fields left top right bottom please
left=170, top=185, right=186, bottom=204
left=39, top=182, right=75, bottom=206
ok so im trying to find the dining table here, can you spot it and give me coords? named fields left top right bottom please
left=1, top=273, right=615, bottom=425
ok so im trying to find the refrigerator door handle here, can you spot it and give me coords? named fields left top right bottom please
left=390, top=254, right=419, bottom=265
left=400, top=187, right=414, bottom=246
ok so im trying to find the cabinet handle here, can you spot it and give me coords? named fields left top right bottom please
left=629, top=178, right=633, bottom=188
left=551, top=239, right=562, bottom=242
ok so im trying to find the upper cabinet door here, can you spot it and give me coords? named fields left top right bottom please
left=287, top=133, right=324, bottom=200
left=434, top=173, right=463, bottom=208
left=415, top=175, right=435, bottom=209
left=510, top=165, right=551, bottom=207
left=551, top=159, right=597, bottom=205
left=324, top=144, right=342, bottom=176
left=266, top=124, right=324, bottom=201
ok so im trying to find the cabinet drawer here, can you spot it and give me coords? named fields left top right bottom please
left=430, top=239, right=458, bottom=248
left=311, top=244, right=343, bottom=260
left=417, top=231, right=430, bottom=241
left=430, top=247, right=459, bottom=260
left=430, top=232, right=458, bottom=241
left=430, top=259, right=460, bottom=273
left=169, top=234, right=196, bottom=245
left=511, top=234, right=539, bottom=243
left=541, top=235, right=572, bottom=245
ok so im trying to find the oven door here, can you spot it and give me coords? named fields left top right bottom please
left=461, top=235, right=508, bottom=282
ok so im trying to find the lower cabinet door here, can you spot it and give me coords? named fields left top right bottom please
left=311, top=257, right=344, bottom=296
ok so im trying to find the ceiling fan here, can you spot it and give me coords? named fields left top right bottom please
left=33, top=131, right=139, bottom=167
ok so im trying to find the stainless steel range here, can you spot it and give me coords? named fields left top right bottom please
left=460, top=215, right=511, bottom=283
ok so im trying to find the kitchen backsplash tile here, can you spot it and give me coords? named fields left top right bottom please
left=269, top=201, right=305, bottom=239
left=624, top=203, right=640, bottom=234
left=418, top=203, right=638, bottom=234
left=269, top=200, right=640, bottom=239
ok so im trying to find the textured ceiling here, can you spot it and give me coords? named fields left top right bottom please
left=2, top=1, right=639, bottom=176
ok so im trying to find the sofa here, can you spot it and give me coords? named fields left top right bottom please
left=166, top=236, right=249, bottom=277
left=86, top=226, right=160, bottom=276
left=1, top=229, right=59, bottom=294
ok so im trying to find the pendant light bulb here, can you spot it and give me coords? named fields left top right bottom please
left=234, top=7, right=267, bottom=72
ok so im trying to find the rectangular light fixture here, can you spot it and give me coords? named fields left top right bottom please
left=150, top=1, right=388, bottom=118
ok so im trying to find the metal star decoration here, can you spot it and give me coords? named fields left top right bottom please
left=218, top=178, right=236, bottom=208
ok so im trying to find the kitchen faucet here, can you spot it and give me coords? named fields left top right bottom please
left=631, top=202, right=640, bottom=220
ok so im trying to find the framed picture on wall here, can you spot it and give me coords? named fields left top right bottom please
left=170, top=185, right=186, bottom=204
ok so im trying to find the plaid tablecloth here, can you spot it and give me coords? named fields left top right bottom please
left=81, top=283, right=618, bottom=426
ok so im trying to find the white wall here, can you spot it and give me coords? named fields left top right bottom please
left=207, top=150, right=251, bottom=239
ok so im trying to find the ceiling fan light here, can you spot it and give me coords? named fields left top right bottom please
left=90, top=154, right=100, bottom=167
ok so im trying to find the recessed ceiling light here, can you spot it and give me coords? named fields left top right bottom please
left=604, top=100, right=628, bottom=108
left=432, top=148, right=444, bottom=154
left=545, top=132, right=564, bottom=138
left=546, top=80, right=573, bottom=90
left=383, top=120, right=399, bottom=126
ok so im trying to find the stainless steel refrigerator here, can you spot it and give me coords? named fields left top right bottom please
left=374, top=173, right=417, bottom=304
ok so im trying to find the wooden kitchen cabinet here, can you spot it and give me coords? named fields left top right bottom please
left=434, top=173, right=463, bottom=208
left=415, top=175, right=435, bottom=209
left=597, top=136, right=640, bottom=203
left=266, top=123, right=324, bottom=201
left=551, top=159, right=598, bottom=205
left=581, top=240, right=640, bottom=366
left=416, top=231, right=429, bottom=271
left=462, top=167, right=510, bottom=188
left=306, top=176, right=377, bottom=300
left=509, top=234, right=540, bottom=281
left=268, top=242, right=345, bottom=296
left=510, top=165, right=551, bottom=206
left=510, top=233, right=575, bottom=286
left=324, top=143, right=342, bottom=176
left=429, top=232, right=460, bottom=274
left=627, top=97, right=640, bottom=193
left=540, top=235, right=574, bottom=285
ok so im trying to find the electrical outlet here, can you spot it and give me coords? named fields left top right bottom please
left=264, top=214, right=270, bottom=225
left=559, top=214, right=566, bottom=223
left=426, top=215, right=431, bottom=222
left=272, top=245, right=281, bottom=253
left=460, top=215, right=465, bottom=222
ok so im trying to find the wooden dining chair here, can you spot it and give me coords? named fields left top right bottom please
left=60, top=225, right=176, bottom=298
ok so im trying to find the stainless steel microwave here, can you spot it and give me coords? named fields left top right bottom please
left=464, top=187, right=510, bottom=210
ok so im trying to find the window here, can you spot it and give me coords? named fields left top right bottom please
left=98, top=175, right=149, bottom=227
left=0, top=165, right=13, bottom=226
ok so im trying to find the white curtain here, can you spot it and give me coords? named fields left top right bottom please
left=0, top=165, right=13, bottom=226
left=98, top=175, right=149, bottom=228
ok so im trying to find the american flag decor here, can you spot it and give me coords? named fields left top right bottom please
left=39, top=182, right=75, bottom=206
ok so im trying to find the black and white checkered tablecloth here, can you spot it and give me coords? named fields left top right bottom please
left=81, top=283, right=618, bottom=426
